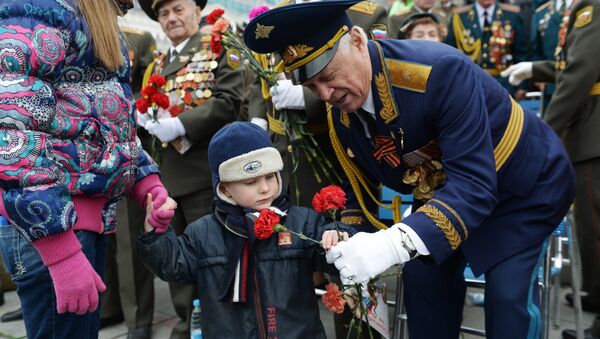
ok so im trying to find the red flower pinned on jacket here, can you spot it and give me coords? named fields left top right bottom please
left=312, top=185, right=347, bottom=216
left=253, top=209, right=321, bottom=244
left=254, top=209, right=282, bottom=240
left=322, top=283, right=346, bottom=314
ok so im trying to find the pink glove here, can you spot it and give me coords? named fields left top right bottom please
left=47, top=250, right=106, bottom=314
left=147, top=187, right=173, bottom=234
left=33, top=231, right=106, bottom=314
left=149, top=186, right=168, bottom=209
left=148, top=201, right=174, bottom=234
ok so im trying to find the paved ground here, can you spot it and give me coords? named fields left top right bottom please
left=0, top=274, right=595, bottom=339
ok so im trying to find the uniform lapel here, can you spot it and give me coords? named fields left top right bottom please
left=161, top=31, right=203, bottom=77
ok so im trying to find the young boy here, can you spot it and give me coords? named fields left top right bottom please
left=138, top=122, right=349, bottom=339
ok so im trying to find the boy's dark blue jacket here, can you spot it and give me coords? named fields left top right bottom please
left=138, top=205, right=351, bottom=339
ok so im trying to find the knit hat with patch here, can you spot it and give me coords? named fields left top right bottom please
left=208, top=122, right=283, bottom=205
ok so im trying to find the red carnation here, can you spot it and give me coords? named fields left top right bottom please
left=135, top=97, right=150, bottom=113
left=312, top=185, right=347, bottom=214
left=149, top=74, right=166, bottom=87
left=322, top=283, right=346, bottom=314
left=206, top=8, right=225, bottom=24
left=254, top=209, right=281, bottom=240
left=151, top=92, right=170, bottom=109
left=169, top=105, right=182, bottom=117
left=141, top=85, right=157, bottom=98
left=210, top=35, right=222, bottom=55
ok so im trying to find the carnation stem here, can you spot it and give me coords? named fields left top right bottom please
left=275, top=224, right=321, bottom=245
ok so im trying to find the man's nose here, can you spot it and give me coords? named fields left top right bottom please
left=314, top=84, right=334, bottom=102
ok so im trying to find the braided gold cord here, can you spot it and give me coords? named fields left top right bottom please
left=417, top=204, right=461, bottom=250
left=327, top=106, right=403, bottom=230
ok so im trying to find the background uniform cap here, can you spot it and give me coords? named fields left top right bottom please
left=243, top=0, right=360, bottom=84
left=139, top=0, right=207, bottom=21
left=400, top=12, right=440, bottom=33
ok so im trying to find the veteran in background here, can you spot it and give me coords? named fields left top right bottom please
left=401, top=12, right=444, bottom=41
left=244, top=1, right=574, bottom=338
left=388, top=0, right=448, bottom=38
left=139, top=0, right=243, bottom=338
left=446, top=0, right=528, bottom=96
left=503, top=1, right=600, bottom=337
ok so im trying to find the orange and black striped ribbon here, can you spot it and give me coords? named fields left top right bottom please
left=373, top=135, right=401, bottom=168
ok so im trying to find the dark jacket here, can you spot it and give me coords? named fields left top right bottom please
left=138, top=206, right=350, bottom=339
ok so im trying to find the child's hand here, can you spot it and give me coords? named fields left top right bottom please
left=321, top=230, right=349, bottom=250
left=144, top=193, right=177, bottom=234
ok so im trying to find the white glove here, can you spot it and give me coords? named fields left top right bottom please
left=144, top=117, right=185, bottom=143
left=500, top=62, right=533, bottom=86
left=136, top=108, right=152, bottom=128
left=326, top=225, right=416, bottom=285
left=269, top=79, right=305, bottom=110
left=250, top=117, right=268, bottom=131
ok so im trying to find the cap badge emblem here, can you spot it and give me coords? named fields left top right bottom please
left=243, top=161, right=262, bottom=174
left=255, top=24, right=275, bottom=39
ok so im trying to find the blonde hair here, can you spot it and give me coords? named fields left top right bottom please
left=76, top=0, right=124, bottom=71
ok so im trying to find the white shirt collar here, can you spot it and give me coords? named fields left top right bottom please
left=361, top=88, right=376, bottom=115
left=555, top=0, right=573, bottom=12
left=169, top=37, right=191, bottom=61
left=475, top=2, right=496, bottom=29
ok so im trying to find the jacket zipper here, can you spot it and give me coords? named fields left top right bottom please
left=252, top=262, right=267, bottom=339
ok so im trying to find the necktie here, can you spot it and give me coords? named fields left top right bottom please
left=483, top=10, right=491, bottom=33
left=558, top=0, right=566, bottom=13
left=356, top=109, right=377, bottom=138
left=170, top=49, right=178, bottom=62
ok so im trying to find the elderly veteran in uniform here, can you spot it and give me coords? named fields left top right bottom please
left=243, top=1, right=575, bottom=338
left=446, top=0, right=528, bottom=97
left=139, top=0, right=243, bottom=338
left=503, top=1, right=600, bottom=337
left=248, top=0, right=388, bottom=228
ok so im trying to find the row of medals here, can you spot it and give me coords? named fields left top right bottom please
left=165, top=50, right=219, bottom=104
left=487, top=20, right=514, bottom=70
left=402, top=160, right=447, bottom=201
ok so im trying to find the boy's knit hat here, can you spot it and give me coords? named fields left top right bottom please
left=208, top=122, right=284, bottom=205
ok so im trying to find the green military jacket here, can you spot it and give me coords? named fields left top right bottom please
left=144, top=31, right=243, bottom=197
left=532, top=0, right=600, bottom=163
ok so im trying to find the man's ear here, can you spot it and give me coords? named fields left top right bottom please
left=349, top=26, right=367, bottom=50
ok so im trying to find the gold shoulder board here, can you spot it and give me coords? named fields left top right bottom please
left=385, top=59, right=432, bottom=93
left=535, top=1, right=552, bottom=13
left=452, top=4, right=472, bottom=14
left=499, top=3, right=521, bottom=13
left=349, top=1, right=378, bottom=15
left=275, top=0, right=291, bottom=8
